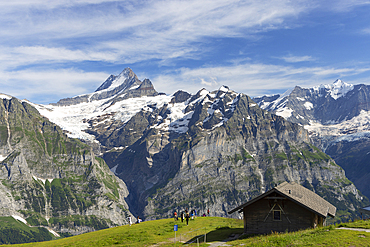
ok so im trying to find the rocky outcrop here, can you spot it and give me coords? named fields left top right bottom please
left=170, top=90, right=192, bottom=104
left=325, top=137, right=370, bottom=201
left=0, top=97, right=132, bottom=235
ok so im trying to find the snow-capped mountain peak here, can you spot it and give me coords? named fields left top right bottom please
left=312, top=79, right=354, bottom=100
left=53, top=68, right=157, bottom=107
left=219, top=85, right=229, bottom=93
left=111, top=68, right=137, bottom=90
left=95, top=68, right=137, bottom=93
left=0, top=93, right=12, bottom=100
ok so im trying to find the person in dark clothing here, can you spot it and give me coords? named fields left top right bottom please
left=185, top=210, right=190, bottom=226
left=180, top=212, right=184, bottom=223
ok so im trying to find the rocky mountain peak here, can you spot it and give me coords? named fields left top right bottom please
left=140, top=78, right=155, bottom=89
left=118, top=67, right=135, bottom=79
left=170, top=90, right=192, bottom=104
left=52, top=68, right=157, bottom=106
left=95, top=67, right=138, bottom=93
left=333, top=78, right=343, bottom=85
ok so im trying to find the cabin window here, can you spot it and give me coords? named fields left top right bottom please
left=273, top=210, right=281, bottom=221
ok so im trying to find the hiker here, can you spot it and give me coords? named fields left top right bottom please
left=136, top=216, right=142, bottom=224
left=174, top=211, right=178, bottom=221
left=128, top=215, right=132, bottom=226
left=180, top=212, right=184, bottom=223
left=194, top=209, right=197, bottom=217
left=185, top=211, right=190, bottom=226
left=207, top=208, right=210, bottom=216
left=191, top=210, right=194, bottom=220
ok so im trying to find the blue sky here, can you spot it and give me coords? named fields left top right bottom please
left=1, top=0, right=370, bottom=104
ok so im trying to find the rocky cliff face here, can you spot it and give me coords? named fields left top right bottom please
left=0, top=96, right=132, bottom=235
left=98, top=86, right=368, bottom=222
left=253, top=80, right=370, bottom=200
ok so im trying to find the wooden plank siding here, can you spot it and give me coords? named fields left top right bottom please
left=228, top=182, right=335, bottom=234
left=243, top=193, right=325, bottom=234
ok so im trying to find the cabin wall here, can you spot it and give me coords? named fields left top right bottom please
left=243, top=198, right=322, bottom=234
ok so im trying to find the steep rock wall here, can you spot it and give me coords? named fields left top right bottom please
left=0, top=97, right=132, bottom=235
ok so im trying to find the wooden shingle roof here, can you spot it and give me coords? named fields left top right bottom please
left=228, top=181, right=336, bottom=218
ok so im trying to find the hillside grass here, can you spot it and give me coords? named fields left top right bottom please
left=0, top=217, right=33, bottom=232
left=8, top=217, right=370, bottom=246
left=0, top=217, right=54, bottom=244
left=230, top=223, right=370, bottom=246
left=13, top=217, right=242, bottom=247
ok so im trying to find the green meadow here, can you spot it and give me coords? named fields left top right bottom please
left=9, top=217, right=242, bottom=246
left=5, top=217, right=370, bottom=246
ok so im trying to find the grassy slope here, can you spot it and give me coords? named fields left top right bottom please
left=231, top=224, right=370, bottom=246
left=13, top=217, right=243, bottom=247
left=0, top=217, right=36, bottom=233
left=10, top=217, right=370, bottom=247
left=0, top=217, right=55, bottom=244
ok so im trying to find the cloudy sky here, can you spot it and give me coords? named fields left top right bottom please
left=1, top=0, right=370, bottom=104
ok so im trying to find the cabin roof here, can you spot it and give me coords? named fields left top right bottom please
left=359, top=205, right=370, bottom=215
left=228, top=181, right=336, bottom=218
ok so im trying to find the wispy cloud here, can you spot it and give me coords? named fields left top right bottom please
left=361, top=27, right=370, bottom=34
left=153, top=62, right=370, bottom=97
left=324, top=0, right=370, bottom=12
left=0, top=1, right=369, bottom=103
left=0, top=69, right=108, bottom=104
left=0, top=46, right=118, bottom=70
left=2, top=60, right=370, bottom=104
left=0, top=0, right=311, bottom=67
left=280, top=55, right=316, bottom=63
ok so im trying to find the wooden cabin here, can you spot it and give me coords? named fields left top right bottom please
left=359, top=205, right=370, bottom=219
left=228, top=182, right=336, bottom=234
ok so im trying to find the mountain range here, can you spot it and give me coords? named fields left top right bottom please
left=0, top=68, right=368, bottom=241
left=253, top=79, right=370, bottom=200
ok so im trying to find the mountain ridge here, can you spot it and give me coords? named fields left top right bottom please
left=253, top=79, right=370, bottom=200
